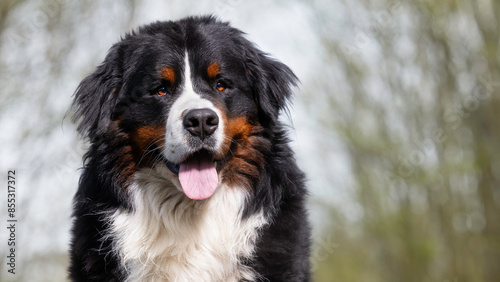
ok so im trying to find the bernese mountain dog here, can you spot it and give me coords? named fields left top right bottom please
left=69, top=15, right=310, bottom=281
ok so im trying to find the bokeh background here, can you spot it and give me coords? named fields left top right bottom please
left=1, top=0, right=499, bottom=281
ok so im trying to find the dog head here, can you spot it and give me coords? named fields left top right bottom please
left=72, top=16, right=297, bottom=200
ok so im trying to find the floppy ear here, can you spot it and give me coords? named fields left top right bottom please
left=244, top=48, right=298, bottom=127
left=72, top=44, right=123, bottom=141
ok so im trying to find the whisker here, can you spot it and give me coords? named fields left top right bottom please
left=137, top=136, right=166, bottom=165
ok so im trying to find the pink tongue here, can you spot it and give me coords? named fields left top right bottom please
left=178, top=154, right=218, bottom=200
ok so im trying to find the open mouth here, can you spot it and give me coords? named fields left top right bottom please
left=163, top=150, right=219, bottom=200
left=163, top=158, right=181, bottom=175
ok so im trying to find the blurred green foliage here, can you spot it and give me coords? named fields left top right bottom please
left=308, top=0, right=500, bottom=281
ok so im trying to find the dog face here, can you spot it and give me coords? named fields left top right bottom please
left=72, top=16, right=297, bottom=200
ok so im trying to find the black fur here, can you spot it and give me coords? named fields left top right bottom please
left=70, top=15, right=310, bottom=281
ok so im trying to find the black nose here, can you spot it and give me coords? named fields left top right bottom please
left=183, top=108, right=219, bottom=140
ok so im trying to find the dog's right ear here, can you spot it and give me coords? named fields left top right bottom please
left=72, top=43, right=123, bottom=142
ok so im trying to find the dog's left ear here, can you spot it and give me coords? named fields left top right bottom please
left=244, top=48, right=298, bottom=126
left=71, top=43, right=123, bottom=142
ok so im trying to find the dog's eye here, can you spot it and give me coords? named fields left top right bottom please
left=156, top=87, right=168, bottom=96
left=216, top=81, right=226, bottom=92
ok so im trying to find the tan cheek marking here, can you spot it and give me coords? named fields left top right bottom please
left=207, top=62, right=221, bottom=79
left=132, top=126, right=166, bottom=151
left=129, top=126, right=166, bottom=167
left=220, top=116, right=269, bottom=189
left=227, top=117, right=254, bottom=142
left=215, top=115, right=253, bottom=160
left=104, top=120, right=138, bottom=191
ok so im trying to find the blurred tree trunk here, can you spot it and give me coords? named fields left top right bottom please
left=471, top=3, right=500, bottom=280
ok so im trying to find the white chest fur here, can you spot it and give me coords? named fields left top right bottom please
left=109, top=169, right=267, bottom=282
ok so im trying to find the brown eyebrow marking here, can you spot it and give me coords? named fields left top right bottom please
left=207, top=62, right=221, bottom=79
left=160, top=67, right=176, bottom=83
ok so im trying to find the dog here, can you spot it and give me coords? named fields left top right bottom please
left=69, top=15, right=310, bottom=281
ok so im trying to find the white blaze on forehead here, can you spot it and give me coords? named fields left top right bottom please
left=163, top=53, right=224, bottom=164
